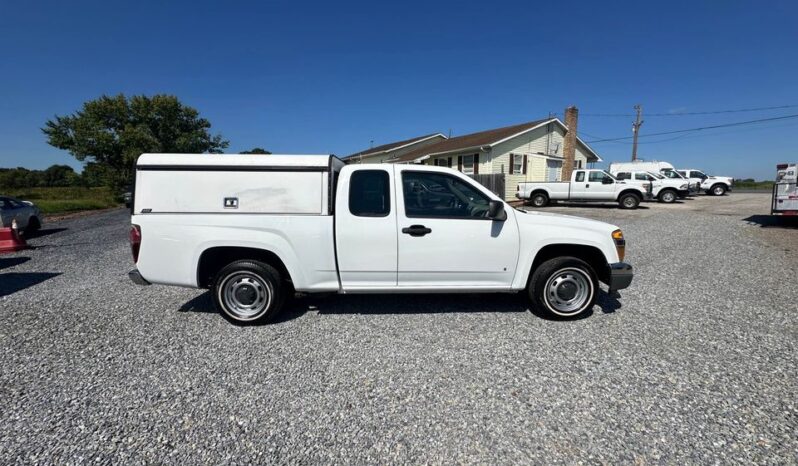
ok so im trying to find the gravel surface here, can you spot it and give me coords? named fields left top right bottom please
left=1, top=194, right=796, bottom=464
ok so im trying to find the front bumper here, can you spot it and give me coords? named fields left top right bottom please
left=608, top=262, right=633, bottom=292
left=677, top=189, right=690, bottom=198
left=128, top=268, right=151, bottom=286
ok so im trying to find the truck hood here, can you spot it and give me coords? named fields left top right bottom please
left=514, top=209, right=619, bottom=235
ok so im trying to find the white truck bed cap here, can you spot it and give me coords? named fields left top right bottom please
left=137, top=153, right=336, bottom=169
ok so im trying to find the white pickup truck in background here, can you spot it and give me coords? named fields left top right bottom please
left=610, top=170, right=689, bottom=203
left=610, top=161, right=699, bottom=194
left=677, top=169, right=734, bottom=196
left=516, top=169, right=652, bottom=209
left=129, top=154, right=634, bottom=323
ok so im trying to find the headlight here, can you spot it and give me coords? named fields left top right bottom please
left=612, top=229, right=625, bottom=261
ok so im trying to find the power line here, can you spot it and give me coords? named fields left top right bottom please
left=584, top=113, right=798, bottom=143
left=560, top=104, right=798, bottom=117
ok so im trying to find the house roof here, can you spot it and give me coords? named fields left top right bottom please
left=390, top=118, right=602, bottom=163
left=344, top=133, right=446, bottom=160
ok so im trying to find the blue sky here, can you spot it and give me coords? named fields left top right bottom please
left=1, top=0, right=796, bottom=179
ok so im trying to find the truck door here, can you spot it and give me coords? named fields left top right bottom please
left=395, top=167, right=519, bottom=288
left=584, top=170, right=617, bottom=200
left=569, top=170, right=588, bottom=199
left=334, top=167, right=398, bottom=288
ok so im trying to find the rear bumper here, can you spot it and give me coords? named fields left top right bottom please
left=128, top=268, right=151, bottom=286
left=608, top=262, right=633, bottom=292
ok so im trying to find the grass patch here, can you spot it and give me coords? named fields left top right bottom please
left=2, top=187, right=120, bottom=214
left=733, top=181, right=774, bottom=190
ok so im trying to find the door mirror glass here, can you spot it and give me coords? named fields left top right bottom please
left=487, top=200, right=506, bottom=221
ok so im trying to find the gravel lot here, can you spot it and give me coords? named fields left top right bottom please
left=1, top=193, right=796, bottom=464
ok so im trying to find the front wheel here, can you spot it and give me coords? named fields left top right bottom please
left=528, top=257, right=597, bottom=318
left=658, top=190, right=677, bottom=203
left=213, top=260, right=285, bottom=324
left=26, top=216, right=41, bottom=232
left=530, top=192, right=549, bottom=207
left=710, top=184, right=727, bottom=196
left=618, top=193, right=640, bottom=209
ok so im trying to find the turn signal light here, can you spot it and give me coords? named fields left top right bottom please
left=612, top=229, right=625, bottom=261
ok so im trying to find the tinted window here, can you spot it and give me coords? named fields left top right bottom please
left=634, top=173, right=650, bottom=181
left=588, top=171, right=607, bottom=182
left=402, top=171, right=491, bottom=219
left=616, top=172, right=631, bottom=180
left=349, top=170, right=390, bottom=217
left=575, top=171, right=585, bottom=182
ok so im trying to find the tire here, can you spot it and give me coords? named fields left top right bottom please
left=530, top=192, right=549, bottom=208
left=528, top=257, right=597, bottom=318
left=658, top=189, right=677, bottom=203
left=710, top=184, right=726, bottom=196
left=27, top=216, right=41, bottom=232
left=212, top=260, right=285, bottom=324
left=618, top=193, right=640, bottom=209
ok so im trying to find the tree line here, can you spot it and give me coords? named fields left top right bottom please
left=0, top=94, right=269, bottom=191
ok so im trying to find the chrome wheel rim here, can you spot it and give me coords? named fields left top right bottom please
left=219, top=272, right=272, bottom=320
left=544, top=267, right=593, bottom=315
left=713, top=186, right=724, bottom=195
left=662, top=192, right=675, bottom=202
left=623, top=196, right=636, bottom=208
left=533, top=195, right=546, bottom=206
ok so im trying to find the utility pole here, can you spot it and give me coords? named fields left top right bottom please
left=631, top=104, right=643, bottom=161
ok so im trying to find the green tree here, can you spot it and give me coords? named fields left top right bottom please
left=42, top=94, right=228, bottom=191
left=240, top=147, right=271, bottom=154
left=42, top=164, right=78, bottom=187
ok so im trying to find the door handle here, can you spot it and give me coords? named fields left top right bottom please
left=402, top=225, right=432, bottom=237
left=586, top=184, right=590, bottom=188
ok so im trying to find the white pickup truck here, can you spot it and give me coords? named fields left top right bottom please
left=128, top=154, right=634, bottom=323
left=610, top=170, right=689, bottom=203
left=677, top=169, right=733, bottom=196
left=516, top=169, right=652, bottom=209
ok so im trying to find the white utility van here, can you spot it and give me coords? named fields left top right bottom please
left=129, top=154, right=634, bottom=323
left=772, top=163, right=797, bottom=215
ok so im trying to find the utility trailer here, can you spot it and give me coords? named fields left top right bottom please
left=772, top=163, right=798, bottom=215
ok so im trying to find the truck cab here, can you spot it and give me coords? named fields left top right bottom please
left=129, top=154, right=634, bottom=324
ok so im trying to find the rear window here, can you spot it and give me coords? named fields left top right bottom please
left=349, top=170, right=390, bottom=217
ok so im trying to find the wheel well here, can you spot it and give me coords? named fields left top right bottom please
left=531, top=189, right=548, bottom=198
left=530, top=244, right=610, bottom=284
left=617, top=189, right=642, bottom=201
left=197, top=246, right=292, bottom=289
left=658, top=188, right=676, bottom=197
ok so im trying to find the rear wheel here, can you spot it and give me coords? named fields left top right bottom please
left=658, top=189, right=677, bottom=203
left=528, top=257, right=597, bottom=318
left=26, top=216, right=41, bottom=232
left=530, top=192, right=549, bottom=207
left=618, top=193, right=640, bottom=209
left=711, top=184, right=727, bottom=196
left=213, top=260, right=285, bottom=324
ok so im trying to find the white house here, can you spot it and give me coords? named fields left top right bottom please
left=344, top=114, right=602, bottom=200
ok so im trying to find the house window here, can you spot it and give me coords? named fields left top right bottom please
left=461, top=154, right=475, bottom=174
left=576, top=160, right=583, bottom=169
left=512, top=153, right=523, bottom=174
left=435, top=158, right=447, bottom=167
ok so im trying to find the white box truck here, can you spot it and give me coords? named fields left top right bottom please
left=772, top=163, right=797, bottom=215
left=129, top=154, right=634, bottom=323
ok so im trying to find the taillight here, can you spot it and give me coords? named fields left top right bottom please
left=130, top=224, right=141, bottom=263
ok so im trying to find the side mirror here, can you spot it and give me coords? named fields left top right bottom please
left=487, top=200, right=507, bottom=221
left=602, top=177, right=614, bottom=184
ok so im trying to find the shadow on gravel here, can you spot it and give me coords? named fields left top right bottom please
left=743, top=215, right=798, bottom=229
left=525, top=203, right=650, bottom=210
left=0, top=272, right=61, bottom=297
left=24, top=227, right=68, bottom=239
left=179, top=289, right=623, bottom=324
left=0, top=256, right=30, bottom=270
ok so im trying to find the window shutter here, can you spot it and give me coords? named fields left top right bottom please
left=509, top=153, right=515, bottom=174
left=457, top=156, right=462, bottom=172
left=523, top=155, right=528, bottom=175
left=473, top=154, right=479, bottom=174
left=447, top=157, right=452, bottom=168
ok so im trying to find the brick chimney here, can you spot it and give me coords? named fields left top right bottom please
left=561, top=106, right=578, bottom=180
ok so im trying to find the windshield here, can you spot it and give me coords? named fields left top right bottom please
left=647, top=171, right=664, bottom=179
left=661, top=170, right=684, bottom=179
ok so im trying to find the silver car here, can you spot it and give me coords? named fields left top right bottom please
left=0, top=196, right=42, bottom=232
